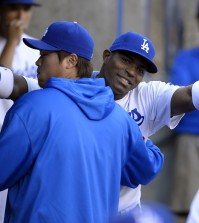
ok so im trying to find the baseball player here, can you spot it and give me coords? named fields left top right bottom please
left=0, top=31, right=198, bottom=214
left=0, top=21, right=164, bottom=223
left=0, top=0, right=41, bottom=127
left=0, top=0, right=40, bottom=221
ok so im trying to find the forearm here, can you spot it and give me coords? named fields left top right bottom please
left=0, top=67, right=28, bottom=101
left=121, top=137, right=164, bottom=188
left=9, top=75, right=28, bottom=101
left=171, top=85, right=195, bottom=116
left=0, top=40, right=18, bottom=69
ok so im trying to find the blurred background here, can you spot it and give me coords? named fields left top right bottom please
left=28, top=0, right=199, bottom=221
left=29, top=0, right=199, bottom=77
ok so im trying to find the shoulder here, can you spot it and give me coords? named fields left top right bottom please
left=14, top=89, right=46, bottom=109
left=10, top=89, right=55, bottom=121
left=129, top=81, right=179, bottom=101
left=136, top=81, right=176, bottom=92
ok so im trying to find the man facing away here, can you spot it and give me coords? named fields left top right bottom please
left=0, top=21, right=164, bottom=223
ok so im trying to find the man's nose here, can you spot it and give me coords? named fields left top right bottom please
left=36, top=57, right=41, bottom=66
left=126, top=65, right=136, bottom=77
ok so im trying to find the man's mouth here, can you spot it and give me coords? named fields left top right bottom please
left=117, top=74, right=131, bottom=87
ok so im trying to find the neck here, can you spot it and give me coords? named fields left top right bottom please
left=96, top=71, right=104, bottom=78
left=97, top=65, right=106, bottom=78
left=114, top=94, right=126, bottom=101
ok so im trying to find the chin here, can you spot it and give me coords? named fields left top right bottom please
left=114, top=86, right=129, bottom=96
left=38, top=80, right=45, bottom=88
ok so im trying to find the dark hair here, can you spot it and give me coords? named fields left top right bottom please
left=57, top=51, right=93, bottom=78
left=76, top=57, right=93, bottom=78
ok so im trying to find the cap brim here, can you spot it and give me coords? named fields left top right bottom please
left=23, top=38, right=60, bottom=51
left=111, top=49, right=158, bottom=73
left=23, top=3, right=41, bottom=6
left=142, top=58, right=158, bottom=73
left=131, top=50, right=158, bottom=73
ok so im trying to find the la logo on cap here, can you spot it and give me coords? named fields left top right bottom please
left=43, top=27, right=48, bottom=37
left=141, top=39, right=149, bottom=53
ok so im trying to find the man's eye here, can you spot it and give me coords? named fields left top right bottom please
left=137, top=67, right=145, bottom=75
left=7, top=6, right=18, bottom=11
left=24, top=6, right=31, bottom=11
left=7, top=5, right=31, bottom=11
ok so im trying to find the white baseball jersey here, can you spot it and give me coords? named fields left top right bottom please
left=0, top=34, right=39, bottom=223
left=0, top=34, right=39, bottom=130
left=24, top=76, right=183, bottom=212
left=116, top=81, right=183, bottom=211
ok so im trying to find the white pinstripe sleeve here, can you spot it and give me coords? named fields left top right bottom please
left=23, top=76, right=41, bottom=92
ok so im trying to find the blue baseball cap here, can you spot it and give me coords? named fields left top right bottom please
left=109, top=32, right=158, bottom=73
left=0, top=0, right=41, bottom=6
left=23, top=21, right=94, bottom=61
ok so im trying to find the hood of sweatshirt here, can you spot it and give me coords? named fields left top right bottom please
left=44, top=77, right=115, bottom=120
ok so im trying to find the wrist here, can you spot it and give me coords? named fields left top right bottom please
left=6, top=38, right=19, bottom=47
left=192, top=81, right=199, bottom=110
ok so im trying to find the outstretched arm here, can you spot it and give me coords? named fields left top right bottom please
left=170, top=85, right=195, bottom=116
left=0, top=67, right=40, bottom=101
left=9, top=75, right=28, bottom=101
left=169, top=50, right=198, bottom=116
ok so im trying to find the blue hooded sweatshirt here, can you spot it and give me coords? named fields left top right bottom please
left=0, top=77, right=163, bottom=223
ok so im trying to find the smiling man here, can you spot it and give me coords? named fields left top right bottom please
left=97, top=32, right=157, bottom=101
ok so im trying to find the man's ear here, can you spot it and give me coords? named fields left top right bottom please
left=103, top=49, right=111, bottom=63
left=64, top=54, right=78, bottom=68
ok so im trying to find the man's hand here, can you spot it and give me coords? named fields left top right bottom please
left=7, top=19, right=27, bottom=45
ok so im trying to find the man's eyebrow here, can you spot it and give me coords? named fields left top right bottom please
left=121, top=53, right=147, bottom=70
left=138, top=61, right=147, bottom=70
left=40, top=51, right=49, bottom=56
